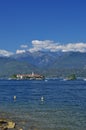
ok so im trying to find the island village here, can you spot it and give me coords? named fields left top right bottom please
left=15, top=72, right=45, bottom=80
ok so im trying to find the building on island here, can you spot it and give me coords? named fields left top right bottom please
left=16, top=72, right=44, bottom=80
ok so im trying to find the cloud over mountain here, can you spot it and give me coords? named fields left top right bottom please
left=29, top=40, right=58, bottom=52
left=1, top=40, right=86, bottom=55
left=29, top=40, right=86, bottom=53
left=16, top=44, right=28, bottom=54
left=16, top=49, right=26, bottom=54
left=0, top=50, right=13, bottom=57
left=62, top=43, right=86, bottom=52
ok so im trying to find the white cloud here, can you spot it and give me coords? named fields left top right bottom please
left=16, top=49, right=26, bottom=54
left=28, top=40, right=86, bottom=53
left=1, top=41, right=86, bottom=57
left=29, top=40, right=59, bottom=52
left=15, top=40, right=86, bottom=54
left=0, top=50, right=13, bottom=57
left=61, top=43, right=86, bottom=52
left=20, top=44, right=28, bottom=48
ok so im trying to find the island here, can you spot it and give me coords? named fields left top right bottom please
left=66, top=74, right=77, bottom=80
left=11, top=72, right=45, bottom=80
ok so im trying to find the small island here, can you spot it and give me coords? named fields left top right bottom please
left=66, top=74, right=77, bottom=80
left=12, top=72, right=45, bottom=80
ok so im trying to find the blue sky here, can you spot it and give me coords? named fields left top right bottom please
left=0, top=0, right=86, bottom=54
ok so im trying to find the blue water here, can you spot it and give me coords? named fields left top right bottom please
left=0, top=79, right=86, bottom=130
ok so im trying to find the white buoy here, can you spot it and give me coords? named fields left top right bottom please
left=13, top=96, right=16, bottom=100
left=41, top=96, right=44, bottom=101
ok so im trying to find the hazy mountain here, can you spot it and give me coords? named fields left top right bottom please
left=46, top=52, right=86, bottom=77
left=0, top=51, right=86, bottom=78
left=52, top=51, right=86, bottom=69
left=0, top=57, right=38, bottom=78
left=12, top=51, right=61, bottom=68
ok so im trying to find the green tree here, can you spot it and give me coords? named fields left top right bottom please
left=68, top=74, right=76, bottom=80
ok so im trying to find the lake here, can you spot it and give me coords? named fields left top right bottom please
left=0, top=79, right=86, bottom=130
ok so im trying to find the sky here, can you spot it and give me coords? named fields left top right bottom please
left=0, top=0, right=86, bottom=55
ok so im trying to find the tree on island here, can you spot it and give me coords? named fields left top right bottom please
left=67, top=74, right=76, bottom=80
left=11, top=74, right=17, bottom=79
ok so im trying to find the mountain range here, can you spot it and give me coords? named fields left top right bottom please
left=0, top=51, right=86, bottom=78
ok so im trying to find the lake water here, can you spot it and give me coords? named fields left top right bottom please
left=0, top=79, right=86, bottom=130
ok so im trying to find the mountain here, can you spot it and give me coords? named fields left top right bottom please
left=0, top=57, right=38, bottom=78
left=12, top=51, right=60, bottom=68
left=52, top=51, right=86, bottom=69
left=46, top=52, right=86, bottom=77
left=0, top=51, right=86, bottom=78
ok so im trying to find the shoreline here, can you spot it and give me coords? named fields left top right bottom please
left=0, top=111, right=39, bottom=130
